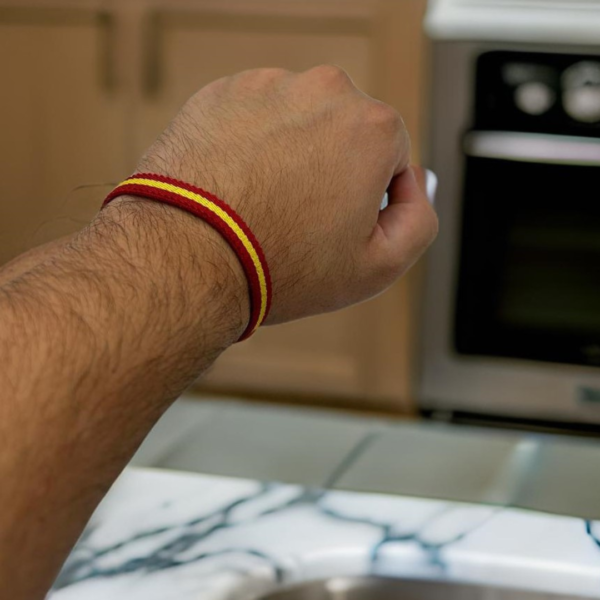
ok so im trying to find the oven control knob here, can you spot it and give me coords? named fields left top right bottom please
left=563, top=87, right=600, bottom=123
left=514, top=81, right=555, bottom=115
left=562, top=61, right=600, bottom=123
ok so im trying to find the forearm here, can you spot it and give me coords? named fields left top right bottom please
left=0, top=198, right=247, bottom=599
left=0, top=237, right=70, bottom=286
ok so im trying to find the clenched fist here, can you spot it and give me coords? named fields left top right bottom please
left=136, top=65, right=438, bottom=325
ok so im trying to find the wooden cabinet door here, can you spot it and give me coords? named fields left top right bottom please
left=0, top=7, right=129, bottom=265
left=134, top=0, right=427, bottom=410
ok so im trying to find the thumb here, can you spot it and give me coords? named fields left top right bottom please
left=412, top=164, right=427, bottom=194
left=370, top=166, right=438, bottom=274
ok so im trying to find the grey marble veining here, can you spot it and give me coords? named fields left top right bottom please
left=48, top=468, right=600, bottom=600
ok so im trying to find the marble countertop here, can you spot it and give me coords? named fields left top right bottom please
left=48, top=467, right=600, bottom=600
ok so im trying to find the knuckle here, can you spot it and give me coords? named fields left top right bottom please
left=309, top=64, right=352, bottom=85
left=256, top=67, right=290, bottom=80
left=365, top=101, right=403, bottom=130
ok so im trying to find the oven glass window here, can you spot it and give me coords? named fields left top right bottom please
left=455, top=157, right=600, bottom=367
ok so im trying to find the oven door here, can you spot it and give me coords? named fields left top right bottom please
left=456, top=131, right=600, bottom=368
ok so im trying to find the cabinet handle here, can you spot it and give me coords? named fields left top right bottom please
left=0, top=7, right=116, bottom=93
left=143, top=11, right=162, bottom=97
left=464, top=130, right=600, bottom=166
left=96, top=11, right=117, bottom=93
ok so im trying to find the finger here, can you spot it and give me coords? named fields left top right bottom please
left=388, top=116, right=411, bottom=179
left=412, top=164, right=427, bottom=193
left=372, top=166, right=438, bottom=269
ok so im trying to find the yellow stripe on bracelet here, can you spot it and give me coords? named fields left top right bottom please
left=123, top=177, right=269, bottom=331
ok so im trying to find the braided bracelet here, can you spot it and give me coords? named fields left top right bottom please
left=103, top=173, right=272, bottom=341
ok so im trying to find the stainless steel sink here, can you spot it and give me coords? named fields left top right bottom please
left=254, top=577, right=581, bottom=600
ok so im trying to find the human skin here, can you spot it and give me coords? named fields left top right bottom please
left=0, top=66, right=437, bottom=600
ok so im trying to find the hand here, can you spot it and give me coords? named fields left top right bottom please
left=137, top=66, right=438, bottom=324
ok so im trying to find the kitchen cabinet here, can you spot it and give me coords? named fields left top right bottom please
left=0, top=5, right=129, bottom=264
left=0, top=0, right=428, bottom=412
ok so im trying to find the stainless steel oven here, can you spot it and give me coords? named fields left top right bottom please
left=419, top=1, right=600, bottom=429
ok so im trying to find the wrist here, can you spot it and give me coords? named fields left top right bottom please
left=100, top=195, right=250, bottom=351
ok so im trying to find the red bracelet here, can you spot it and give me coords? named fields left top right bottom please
left=102, top=173, right=272, bottom=341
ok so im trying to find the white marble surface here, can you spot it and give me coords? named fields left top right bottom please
left=49, top=467, right=600, bottom=600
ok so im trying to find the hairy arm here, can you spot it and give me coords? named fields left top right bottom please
left=0, top=65, right=437, bottom=600
left=0, top=199, right=247, bottom=599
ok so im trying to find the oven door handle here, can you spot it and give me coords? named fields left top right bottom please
left=464, top=130, right=600, bottom=166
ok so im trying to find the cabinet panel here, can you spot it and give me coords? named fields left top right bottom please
left=0, top=10, right=128, bottom=264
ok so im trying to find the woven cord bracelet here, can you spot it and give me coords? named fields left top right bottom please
left=102, top=173, right=272, bottom=342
